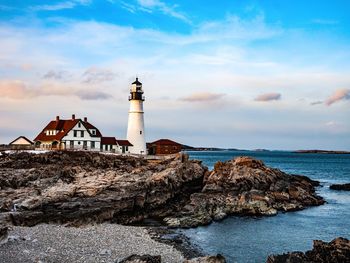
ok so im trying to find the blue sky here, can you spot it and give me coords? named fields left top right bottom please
left=0, top=0, right=349, bottom=150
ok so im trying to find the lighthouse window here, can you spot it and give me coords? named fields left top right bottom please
left=140, top=131, right=142, bottom=135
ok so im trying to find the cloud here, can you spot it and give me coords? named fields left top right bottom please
left=0, top=80, right=111, bottom=100
left=116, top=1, right=137, bottom=13
left=254, top=92, right=281, bottom=102
left=75, top=90, right=112, bottom=100
left=179, top=92, right=225, bottom=102
left=310, top=100, right=323, bottom=106
left=43, top=70, right=71, bottom=80
left=81, top=67, right=120, bottom=84
left=325, top=88, right=350, bottom=106
left=0, top=80, right=31, bottom=99
left=30, top=0, right=91, bottom=11
left=135, top=0, right=190, bottom=23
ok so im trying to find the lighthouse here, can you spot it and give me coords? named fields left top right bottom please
left=127, top=78, right=147, bottom=155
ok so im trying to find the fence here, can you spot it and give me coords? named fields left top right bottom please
left=0, top=145, right=35, bottom=151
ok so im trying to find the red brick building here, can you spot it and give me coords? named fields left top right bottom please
left=147, top=139, right=182, bottom=155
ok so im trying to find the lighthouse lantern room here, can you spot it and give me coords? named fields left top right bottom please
left=126, top=78, right=147, bottom=155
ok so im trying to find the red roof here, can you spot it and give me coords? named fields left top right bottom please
left=34, top=117, right=102, bottom=142
left=116, top=139, right=133, bottom=146
left=101, top=138, right=133, bottom=146
left=101, top=137, right=117, bottom=145
left=84, top=121, right=102, bottom=137
left=148, top=139, right=182, bottom=146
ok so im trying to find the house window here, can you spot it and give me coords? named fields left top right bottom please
left=140, top=131, right=142, bottom=135
left=105, top=145, right=108, bottom=151
left=70, top=141, right=74, bottom=148
left=74, top=130, right=77, bottom=137
left=92, top=130, right=96, bottom=135
left=83, top=141, right=87, bottom=149
left=126, top=146, right=128, bottom=151
left=78, top=122, right=81, bottom=128
left=81, top=131, right=84, bottom=137
left=91, top=141, right=95, bottom=149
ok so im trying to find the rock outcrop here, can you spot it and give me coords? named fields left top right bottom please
left=0, top=151, right=206, bottom=226
left=330, top=183, right=350, bottom=191
left=184, top=255, right=226, bottom=263
left=0, top=152, right=324, bottom=228
left=266, top=237, right=350, bottom=263
left=164, top=157, right=324, bottom=227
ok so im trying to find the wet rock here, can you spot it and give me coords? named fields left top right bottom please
left=165, top=156, right=324, bottom=227
left=330, top=183, right=350, bottom=191
left=266, top=237, right=350, bottom=263
left=184, top=254, right=226, bottom=263
left=118, top=254, right=161, bottom=263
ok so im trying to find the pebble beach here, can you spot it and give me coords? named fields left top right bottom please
left=0, top=223, right=184, bottom=263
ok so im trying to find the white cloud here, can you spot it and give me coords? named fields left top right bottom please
left=136, top=0, right=190, bottom=23
left=30, top=0, right=91, bottom=11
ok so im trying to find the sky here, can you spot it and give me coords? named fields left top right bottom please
left=0, top=0, right=350, bottom=150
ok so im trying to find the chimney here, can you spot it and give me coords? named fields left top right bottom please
left=72, top=114, right=75, bottom=120
left=84, top=117, right=87, bottom=122
left=56, top=116, right=60, bottom=121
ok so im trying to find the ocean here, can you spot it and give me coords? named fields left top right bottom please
left=183, top=150, right=350, bottom=263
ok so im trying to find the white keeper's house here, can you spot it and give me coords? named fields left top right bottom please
left=34, top=114, right=132, bottom=153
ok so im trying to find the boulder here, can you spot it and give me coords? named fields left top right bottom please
left=330, top=183, right=350, bottom=191
left=164, top=157, right=324, bottom=227
left=184, top=254, right=226, bottom=263
left=267, top=237, right=350, bottom=263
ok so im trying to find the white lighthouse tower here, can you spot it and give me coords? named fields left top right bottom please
left=127, top=78, right=147, bottom=155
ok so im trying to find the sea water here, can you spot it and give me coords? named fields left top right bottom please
left=183, top=151, right=350, bottom=263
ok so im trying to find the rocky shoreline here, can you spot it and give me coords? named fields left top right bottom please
left=0, top=151, right=332, bottom=262
left=0, top=151, right=324, bottom=228
left=267, top=237, right=350, bottom=263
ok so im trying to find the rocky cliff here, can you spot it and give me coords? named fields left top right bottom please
left=164, top=157, right=324, bottom=227
left=0, top=152, right=324, bottom=228
left=0, top=151, right=206, bottom=226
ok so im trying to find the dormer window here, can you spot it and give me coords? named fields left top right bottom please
left=92, top=129, right=96, bottom=135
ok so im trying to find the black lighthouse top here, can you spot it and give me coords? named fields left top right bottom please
left=129, top=78, right=145, bottom=101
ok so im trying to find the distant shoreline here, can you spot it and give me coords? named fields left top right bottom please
left=182, top=147, right=350, bottom=154
left=294, top=150, right=350, bottom=154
